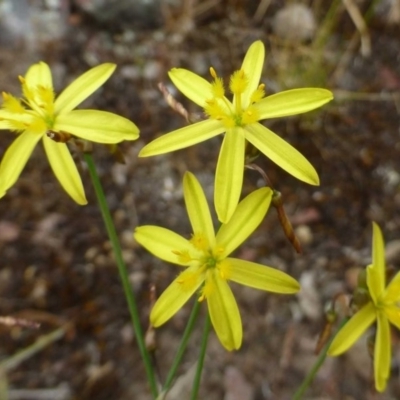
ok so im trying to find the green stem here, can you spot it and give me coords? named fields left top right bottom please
left=0, top=325, right=66, bottom=372
left=83, top=152, right=158, bottom=398
left=293, top=317, right=349, bottom=400
left=190, top=312, right=211, bottom=400
left=162, top=299, right=202, bottom=393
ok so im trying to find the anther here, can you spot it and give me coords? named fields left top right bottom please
left=209, top=67, right=217, bottom=79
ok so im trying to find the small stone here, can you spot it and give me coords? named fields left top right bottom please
left=297, top=271, right=322, bottom=320
left=272, top=4, right=316, bottom=42
left=295, top=224, right=313, bottom=246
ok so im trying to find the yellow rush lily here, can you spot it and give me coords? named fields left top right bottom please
left=134, top=171, right=300, bottom=351
left=328, top=223, right=400, bottom=392
left=0, top=62, right=139, bottom=204
left=139, top=40, right=333, bottom=223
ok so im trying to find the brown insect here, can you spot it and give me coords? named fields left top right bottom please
left=46, top=130, right=72, bottom=143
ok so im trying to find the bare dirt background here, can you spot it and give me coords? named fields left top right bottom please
left=1, top=1, right=400, bottom=399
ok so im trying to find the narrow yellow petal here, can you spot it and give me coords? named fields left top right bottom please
left=237, top=41, right=265, bottom=108
left=54, top=63, right=116, bottom=115
left=367, top=222, right=386, bottom=303
left=168, top=68, right=212, bottom=107
left=328, top=302, right=376, bottom=356
left=385, top=271, right=400, bottom=302
left=134, top=226, right=191, bottom=266
left=139, top=120, right=224, bottom=157
left=183, top=172, right=215, bottom=246
left=55, top=110, right=139, bottom=143
left=215, top=128, right=245, bottom=223
left=384, top=305, right=400, bottom=330
left=227, top=258, right=300, bottom=293
left=216, top=187, right=272, bottom=256
left=42, top=136, right=87, bottom=205
left=245, top=123, right=319, bottom=185
left=374, top=313, right=391, bottom=392
left=254, top=88, right=333, bottom=120
left=207, top=271, right=242, bottom=350
left=24, top=62, right=53, bottom=89
left=0, top=121, right=11, bottom=129
left=150, top=265, right=203, bottom=327
left=0, top=131, right=41, bottom=198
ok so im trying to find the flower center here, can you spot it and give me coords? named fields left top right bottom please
left=0, top=77, right=55, bottom=134
left=203, top=67, right=265, bottom=129
left=189, top=233, right=225, bottom=270
left=174, top=232, right=232, bottom=301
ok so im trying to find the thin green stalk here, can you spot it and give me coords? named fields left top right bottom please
left=83, top=152, right=158, bottom=398
left=293, top=317, right=349, bottom=400
left=190, top=312, right=211, bottom=400
left=0, top=325, right=66, bottom=372
left=162, top=299, right=202, bottom=393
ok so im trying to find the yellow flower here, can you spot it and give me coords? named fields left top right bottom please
left=328, top=222, right=400, bottom=392
left=139, top=41, right=333, bottom=223
left=0, top=62, right=139, bottom=204
left=134, top=171, right=300, bottom=351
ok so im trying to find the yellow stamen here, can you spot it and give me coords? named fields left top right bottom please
left=229, top=69, right=247, bottom=94
left=211, top=77, right=225, bottom=98
left=209, top=67, right=218, bottom=79
left=218, top=259, right=231, bottom=280
left=250, top=86, right=265, bottom=104
left=176, top=270, right=200, bottom=292
left=190, top=233, right=209, bottom=252
left=198, top=279, right=214, bottom=301
left=242, top=106, right=260, bottom=125
left=2, top=94, right=25, bottom=114
left=214, top=246, right=225, bottom=256
left=172, top=249, right=192, bottom=264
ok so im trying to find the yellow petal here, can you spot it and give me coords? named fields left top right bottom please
left=0, top=121, right=11, bottom=129
left=134, top=226, right=191, bottom=266
left=183, top=172, right=215, bottom=246
left=385, top=271, right=400, bottom=303
left=150, top=265, right=203, bottom=327
left=0, top=110, right=35, bottom=130
left=54, top=64, right=116, bottom=115
left=328, top=302, right=376, bottom=356
left=384, top=305, right=400, bottom=330
left=215, top=128, right=245, bottom=223
left=42, top=136, right=87, bottom=205
left=245, top=123, right=319, bottom=185
left=216, top=187, right=272, bottom=256
left=367, top=222, right=386, bottom=303
left=237, top=41, right=265, bottom=108
left=55, top=110, right=139, bottom=143
left=139, top=119, right=224, bottom=157
left=24, top=62, right=53, bottom=89
left=227, top=258, right=300, bottom=293
left=168, top=68, right=212, bottom=107
left=254, top=88, right=333, bottom=120
left=207, top=270, right=242, bottom=350
left=374, top=313, right=391, bottom=392
left=0, top=130, right=41, bottom=198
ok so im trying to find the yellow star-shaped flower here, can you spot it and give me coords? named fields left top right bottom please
left=139, top=40, right=333, bottom=222
left=0, top=62, right=139, bottom=204
left=134, top=171, right=300, bottom=351
left=328, top=222, right=400, bottom=392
